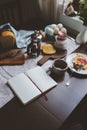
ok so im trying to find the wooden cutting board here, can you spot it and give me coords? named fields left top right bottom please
left=37, top=50, right=67, bottom=66
left=0, top=53, right=25, bottom=65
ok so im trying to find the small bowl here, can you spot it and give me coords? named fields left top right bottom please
left=54, top=36, right=67, bottom=50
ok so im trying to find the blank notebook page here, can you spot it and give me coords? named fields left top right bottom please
left=26, top=66, right=57, bottom=92
left=7, top=73, right=41, bottom=104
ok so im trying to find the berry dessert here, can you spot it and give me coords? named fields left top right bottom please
left=73, top=54, right=87, bottom=70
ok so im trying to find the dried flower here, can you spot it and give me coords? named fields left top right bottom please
left=79, top=0, right=87, bottom=25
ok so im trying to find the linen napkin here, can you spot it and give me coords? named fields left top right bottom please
left=0, top=23, right=34, bottom=108
left=0, top=23, right=34, bottom=48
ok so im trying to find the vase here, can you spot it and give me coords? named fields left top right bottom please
left=76, top=25, right=87, bottom=44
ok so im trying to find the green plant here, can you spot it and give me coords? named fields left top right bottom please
left=79, top=0, right=87, bottom=25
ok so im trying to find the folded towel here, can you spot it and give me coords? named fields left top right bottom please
left=0, top=23, right=34, bottom=48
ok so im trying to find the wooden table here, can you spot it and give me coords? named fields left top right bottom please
left=0, top=37, right=87, bottom=130
left=38, top=44, right=87, bottom=127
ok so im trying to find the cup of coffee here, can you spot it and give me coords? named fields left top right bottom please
left=51, top=59, right=68, bottom=76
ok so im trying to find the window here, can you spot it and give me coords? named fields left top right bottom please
left=59, top=0, right=83, bottom=33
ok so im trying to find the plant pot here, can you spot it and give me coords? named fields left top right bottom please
left=76, top=25, right=87, bottom=44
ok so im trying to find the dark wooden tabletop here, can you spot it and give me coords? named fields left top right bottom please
left=0, top=38, right=87, bottom=130
left=38, top=44, right=87, bottom=122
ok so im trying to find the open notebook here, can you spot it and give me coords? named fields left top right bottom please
left=7, top=66, right=57, bottom=105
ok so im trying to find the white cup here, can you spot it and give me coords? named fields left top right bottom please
left=54, top=35, right=67, bottom=50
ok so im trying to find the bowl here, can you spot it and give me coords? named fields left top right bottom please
left=44, top=24, right=67, bottom=42
left=54, top=35, right=67, bottom=50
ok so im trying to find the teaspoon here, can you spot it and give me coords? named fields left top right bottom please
left=66, top=70, right=73, bottom=87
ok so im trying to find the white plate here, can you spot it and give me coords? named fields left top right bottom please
left=66, top=53, right=87, bottom=75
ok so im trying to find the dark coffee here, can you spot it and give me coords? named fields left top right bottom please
left=54, top=60, right=67, bottom=69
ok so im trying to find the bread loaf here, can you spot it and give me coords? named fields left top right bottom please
left=0, top=30, right=16, bottom=50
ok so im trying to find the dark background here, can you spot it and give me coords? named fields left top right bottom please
left=0, top=0, right=49, bottom=30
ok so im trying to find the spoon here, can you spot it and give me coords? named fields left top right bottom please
left=66, top=70, right=73, bottom=87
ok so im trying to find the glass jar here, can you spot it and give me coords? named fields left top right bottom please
left=27, top=31, right=41, bottom=57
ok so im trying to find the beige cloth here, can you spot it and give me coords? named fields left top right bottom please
left=0, top=37, right=79, bottom=108
left=38, top=0, right=59, bottom=23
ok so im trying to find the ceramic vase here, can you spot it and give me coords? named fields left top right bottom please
left=76, top=25, right=87, bottom=44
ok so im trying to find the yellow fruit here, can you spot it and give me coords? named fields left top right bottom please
left=42, top=44, right=56, bottom=54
